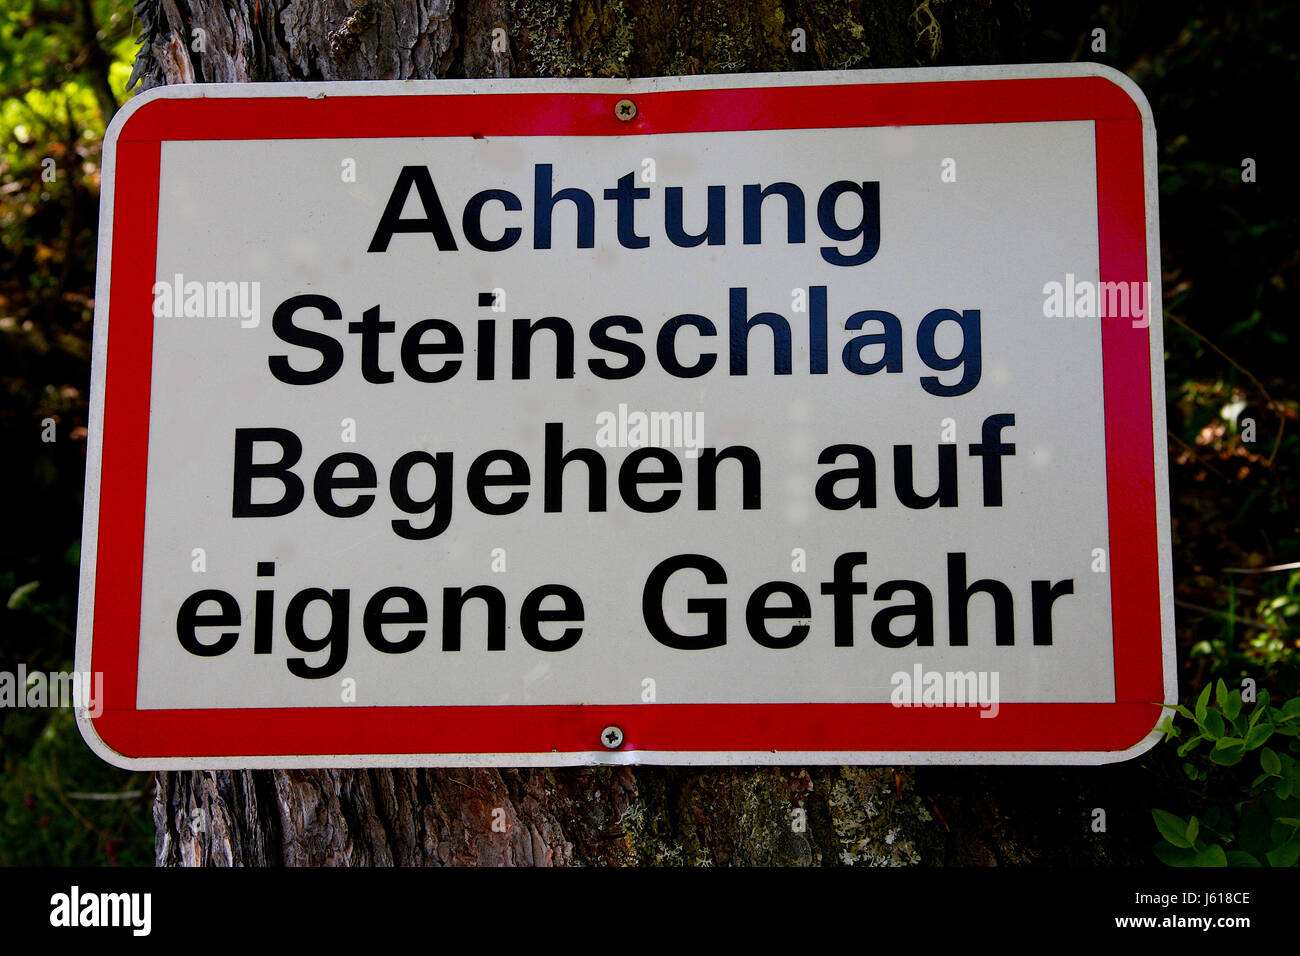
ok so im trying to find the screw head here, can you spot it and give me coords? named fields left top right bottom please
left=601, top=725, right=625, bottom=749
left=614, top=98, right=637, bottom=121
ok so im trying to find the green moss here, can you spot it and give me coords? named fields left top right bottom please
left=508, top=0, right=634, bottom=78
left=508, top=0, right=573, bottom=76
left=805, top=0, right=872, bottom=70
left=593, top=1, right=635, bottom=77
left=606, top=768, right=826, bottom=866
left=827, top=768, right=926, bottom=866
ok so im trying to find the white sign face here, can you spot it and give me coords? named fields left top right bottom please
left=78, top=65, right=1175, bottom=768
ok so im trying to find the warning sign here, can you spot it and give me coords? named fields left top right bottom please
left=77, top=65, right=1175, bottom=767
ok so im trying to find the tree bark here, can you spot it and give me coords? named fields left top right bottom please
left=75, top=0, right=121, bottom=124
left=136, top=0, right=1047, bottom=867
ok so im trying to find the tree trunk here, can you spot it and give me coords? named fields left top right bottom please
left=136, top=0, right=1045, bottom=867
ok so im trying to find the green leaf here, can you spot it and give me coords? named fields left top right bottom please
left=1265, top=841, right=1300, bottom=868
left=1153, top=809, right=1193, bottom=848
left=1246, top=724, right=1274, bottom=750
left=1193, top=844, right=1228, bottom=867
left=1263, top=791, right=1300, bottom=818
left=1178, top=737, right=1202, bottom=757
left=1201, top=710, right=1225, bottom=739
left=1215, top=679, right=1228, bottom=711
left=1173, top=704, right=1195, bottom=720
left=1154, top=843, right=1198, bottom=866
left=1226, top=850, right=1262, bottom=867
left=1261, top=747, right=1282, bottom=775
left=1185, top=816, right=1199, bottom=845
left=1224, top=690, right=1243, bottom=721
left=1283, top=698, right=1300, bottom=716
left=1195, top=684, right=1212, bottom=723
left=1210, top=738, right=1246, bottom=765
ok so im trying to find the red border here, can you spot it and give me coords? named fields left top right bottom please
left=91, top=77, right=1162, bottom=759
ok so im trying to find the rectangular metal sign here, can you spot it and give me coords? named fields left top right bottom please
left=77, top=65, right=1174, bottom=767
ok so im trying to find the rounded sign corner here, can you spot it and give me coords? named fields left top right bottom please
left=104, top=85, right=176, bottom=148
left=75, top=709, right=144, bottom=771
left=1075, top=61, right=1157, bottom=130
left=1097, top=703, right=1171, bottom=765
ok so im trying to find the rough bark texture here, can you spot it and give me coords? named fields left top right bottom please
left=154, top=765, right=1002, bottom=866
left=127, top=0, right=1037, bottom=88
left=138, top=0, right=1077, bottom=867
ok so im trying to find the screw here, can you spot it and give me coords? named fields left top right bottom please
left=614, top=98, right=637, bottom=122
left=601, top=725, right=624, bottom=749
